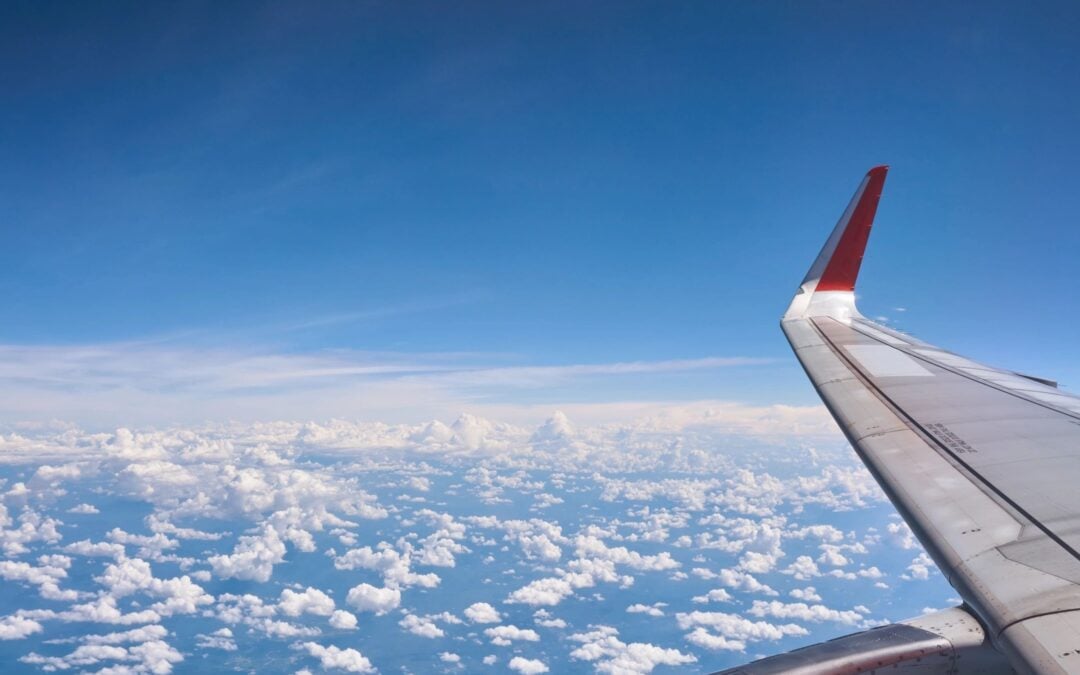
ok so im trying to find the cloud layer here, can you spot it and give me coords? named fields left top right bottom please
left=0, top=409, right=952, bottom=673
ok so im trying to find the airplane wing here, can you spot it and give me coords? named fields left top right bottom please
left=717, top=167, right=1080, bottom=674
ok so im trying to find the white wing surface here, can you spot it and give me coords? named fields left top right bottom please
left=719, top=167, right=1080, bottom=674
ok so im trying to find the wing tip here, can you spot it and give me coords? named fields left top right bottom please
left=784, top=165, right=891, bottom=320
left=814, top=166, right=889, bottom=292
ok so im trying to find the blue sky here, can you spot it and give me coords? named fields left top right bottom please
left=2, top=1, right=1080, bottom=425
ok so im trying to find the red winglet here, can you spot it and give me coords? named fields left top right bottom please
left=815, top=165, right=889, bottom=292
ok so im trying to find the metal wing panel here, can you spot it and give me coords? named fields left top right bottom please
left=816, top=317, right=1080, bottom=560
left=777, top=167, right=1080, bottom=673
left=785, top=315, right=1080, bottom=673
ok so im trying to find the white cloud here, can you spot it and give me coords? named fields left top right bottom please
left=484, top=624, right=540, bottom=646
left=296, top=642, right=375, bottom=673
left=210, top=594, right=319, bottom=639
left=399, top=613, right=444, bottom=639
left=0, top=557, right=78, bottom=601
left=0, top=411, right=929, bottom=672
left=575, top=536, right=679, bottom=572
left=208, top=526, right=286, bottom=582
left=816, top=545, right=850, bottom=567
left=626, top=603, right=666, bottom=617
left=691, top=589, right=733, bottom=604
left=345, top=584, right=400, bottom=615
left=695, top=568, right=778, bottom=596
left=329, top=610, right=358, bottom=630
left=675, top=610, right=808, bottom=651
left=464, top=602, right=501, bottom=624
left=569, top=625, right=696, bottom=673
left=19, top=624, right=183, bottom=673
left=747, top=600, right=866, bottom=625
left=507, top=576, right=578, bottom=607
left=888, top=521, right=918, bottom=549
left=684, top=627, right=747, bottom=652
left=332, top=544, right=440, bottom=589
left=63, top=539, right=127, bottom=559
left=408, top=476, right=432, bottom=492
left=858, top=566, right=884, bottom=580
left=0, top=337, right=777, bottom=426
left=0, top=508, right=63, bottom=556
left=280, top=587, right=336, bottom=617
left=508, top=656, right=549, bottom=674
left=533, top=609, right=566, bottom=629
left=0, top=615, right=43, bottom=640
left=782, top=555, right=820, bottom=580
left=95, top=558, right=213, bottom=617
left=196, top=628, right=238, bottom=651
left=790, top=587, right=822, bottom=602
left=904, top=552, right=936, bottom=581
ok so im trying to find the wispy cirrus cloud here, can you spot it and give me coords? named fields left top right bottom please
left=0, top=341, right=774, bottom=427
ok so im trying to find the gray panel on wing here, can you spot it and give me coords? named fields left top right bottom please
left=815, top=317, right=1080, bottom=578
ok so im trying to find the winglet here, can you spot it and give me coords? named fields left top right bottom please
left=784, top=166, right=889, bottom=320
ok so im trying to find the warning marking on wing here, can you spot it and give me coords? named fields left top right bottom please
left=925, top=422, right=978, bottom=455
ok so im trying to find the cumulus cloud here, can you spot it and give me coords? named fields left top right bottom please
left=888, top=520, right=918, bottom=549
left=0, top=411, right=930, bottom=672
left=329, top=610, right=358, bottom=630
left=782, top=555, right=820, bottom=580
left=691, top=589, right=733, bottom=604
left=463, top=602, right=501, bottom=624
left=484, top=624, right=540, bottom=646
left=676, top=611, right=808, bottom=652
left=279, top=587, right=336, bottom=617
left=399, top=613, right=444, bottom=639
left=747, top=600, right=867, bottom=626
left=296, top=642, right=375, bottom=673
left=208, top=526, right=287, bottom=582
left=0, top=615, right=43, bottom=640
left=790, top=586, right=822, bottom=602
left=904, top=552, right=936, bottom=581
left=0, top=556, right=78, bottom=601
left=19, top=624, right=183, bottom=673
left=332, top=544, right=440, bottom=589
left=569, top=625, right=696, bottom=673
left=196, top=628, right=238, bottom=651
left=93, top=557, right=213, bottom=617
left=345, top=584, right=400, bottom=615
left=508, top=656, right=550, bottom=674
left=693, top=568, right=778, bottom=596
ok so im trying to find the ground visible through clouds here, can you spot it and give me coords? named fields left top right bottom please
left=0, top=411, right=953, bottom=674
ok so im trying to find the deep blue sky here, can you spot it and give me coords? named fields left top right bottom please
left=2, top=1, right=1080, bottom=420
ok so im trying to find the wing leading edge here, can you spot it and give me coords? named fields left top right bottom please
left=726, top=168, right=1080, bottom=674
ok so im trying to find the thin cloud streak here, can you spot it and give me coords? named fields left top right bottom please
left=0, top=342, right=773, bottom=427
